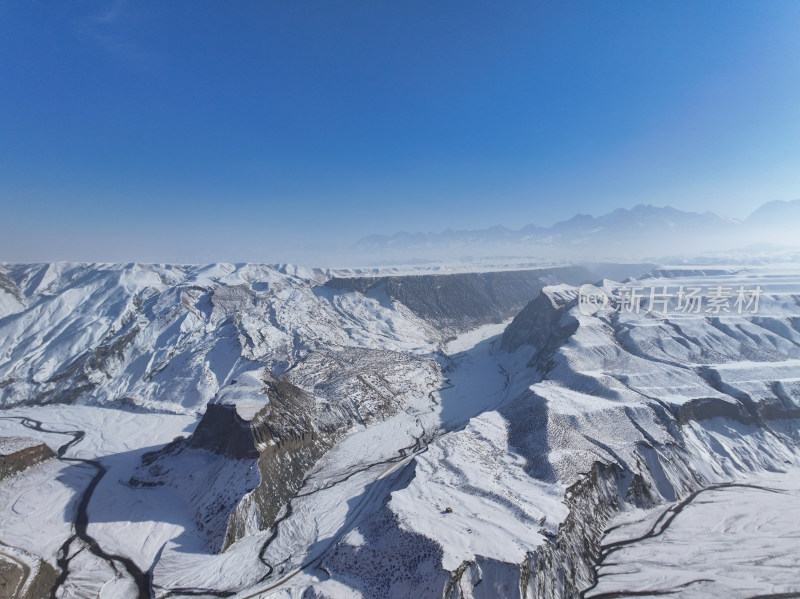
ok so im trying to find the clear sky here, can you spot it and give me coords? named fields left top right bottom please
left=1, top=1, right=799, bottom=263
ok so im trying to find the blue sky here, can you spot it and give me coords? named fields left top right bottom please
left=1, top=1, right=799, bottom=262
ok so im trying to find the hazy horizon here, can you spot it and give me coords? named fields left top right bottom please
left=1, top=198, right=798, bottom=267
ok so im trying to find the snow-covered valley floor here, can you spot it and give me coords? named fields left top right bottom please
left=586, top=467, right=800, bottom=598
left=0, top=407, right=198, bottom=597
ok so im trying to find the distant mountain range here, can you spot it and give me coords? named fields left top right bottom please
left=354, top=200, right=800, bottom=261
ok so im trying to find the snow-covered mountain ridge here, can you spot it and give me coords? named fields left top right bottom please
left=0, top=262, right=595, bottom=413
left=0, top=262, right=798, bottom=598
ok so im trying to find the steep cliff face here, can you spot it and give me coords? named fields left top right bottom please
left=127, top=372, right=324, bottom=552
left=131, top=350, right=443, bottom=553
left=221, top=372, right=333, bottom=549
left=441, top=418, right=800, bottom=599
left=0, top=437, right=55, bottom=481
left=325, top=267, right=593, bottom=335
left=676, top=396, right=755, bottom=425
left=520, top=449, right=683, bottom=599
left=500, top=286, right=579, bottom=362
left=444, top=556, right=523, bottom=599
left=185, top=403, right=258, bottom=458
left=222, top=433, right=328, bottom=551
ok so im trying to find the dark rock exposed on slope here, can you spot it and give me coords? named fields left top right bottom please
left=0, top=437, right=55, bottom=481
left=185, top=403, right=258, bottom=459
left=325, top=266, right=593, bottom=334
left=500, top=286, right=579, bottom=361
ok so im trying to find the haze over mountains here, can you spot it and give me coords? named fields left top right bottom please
left=352, top=199, right=800, bottom=266
left=2, top=200, right=796, bottom=268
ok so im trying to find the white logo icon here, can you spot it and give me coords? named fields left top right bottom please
left=578, top=284, right=609, bottom=315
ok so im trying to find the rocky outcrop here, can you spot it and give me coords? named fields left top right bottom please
left=221, top=373, right=334, bottom=549
left=0, top=438, right=54, bottom=481
left=221, top=351, right=444, bottom=548
left=521, top=462, right=627, bottom=599
left=442, top=418, right=800, bottom=599
left=131, top=343, right=443, bottom=552
left=185, top=403, right=258, bottom=459
left=676, top=396, right=755, bottom=425
left=442, top=460, right=628, bottom=599
left=222, top=432, right=328, bottom=550
left=500, top=286, right=579, bottom=365
left=0, top=544, right=58, bottom=599
left=444, top=556, right=523, bottom=599
left=129, top=374, right=329, bottom=552
left=325, top=267, right=592, bottom=334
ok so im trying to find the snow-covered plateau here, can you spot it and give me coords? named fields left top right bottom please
left=0, top=261, right=798, bottom=598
